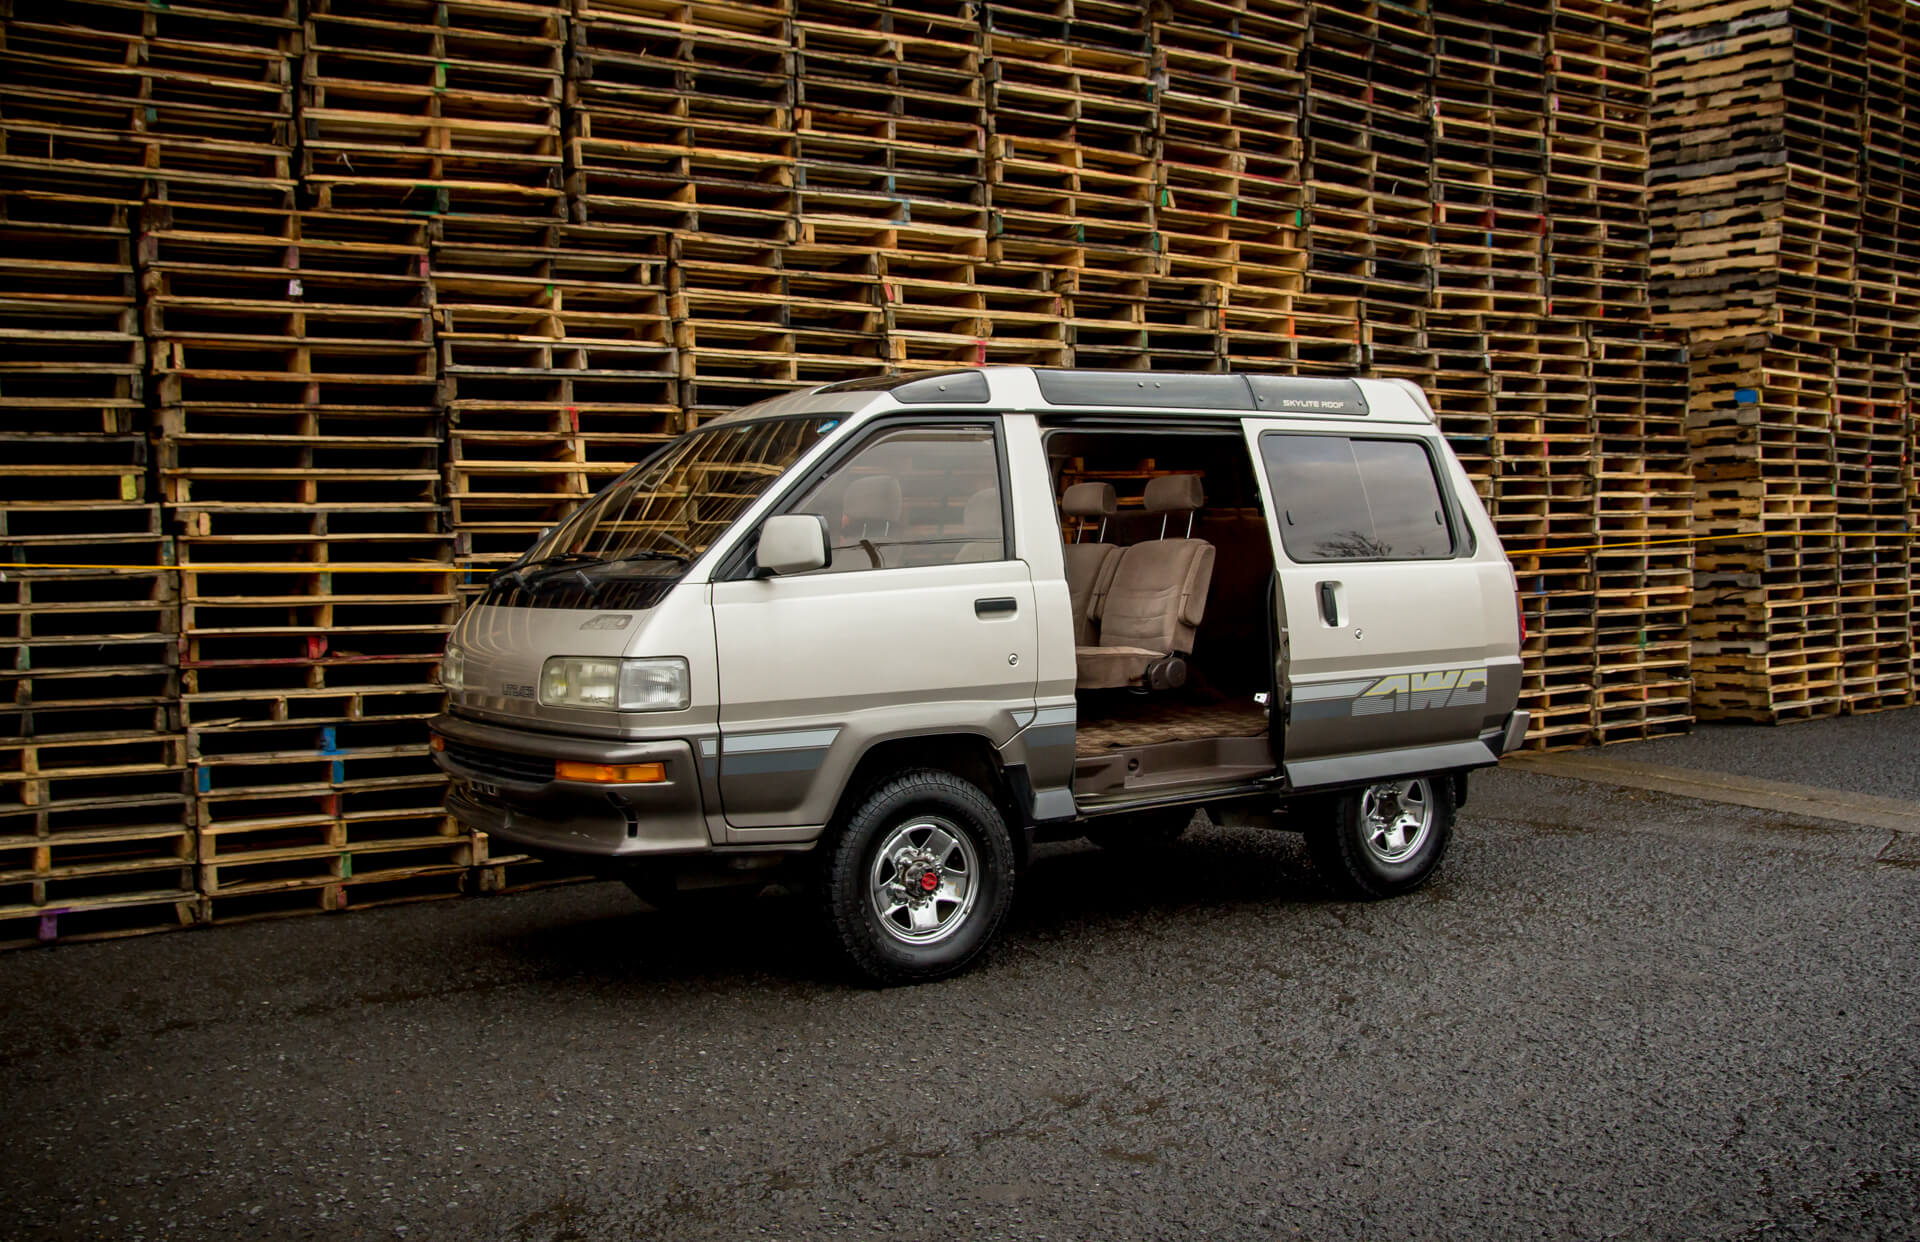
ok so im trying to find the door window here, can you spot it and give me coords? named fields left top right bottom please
left=1259, top=434, right=1455, bottom=562
left=785, top=424, right=1005, bottom=571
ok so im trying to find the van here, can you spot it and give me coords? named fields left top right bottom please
left=430, top=368, right=1527, bottom=983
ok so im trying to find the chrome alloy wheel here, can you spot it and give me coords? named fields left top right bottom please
left=867, top=816, right=979, bottom=946
left=1359, top=778, right=1435, bottom=866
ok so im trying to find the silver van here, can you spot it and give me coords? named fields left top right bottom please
left=431, top=368, right=1527, bottom=983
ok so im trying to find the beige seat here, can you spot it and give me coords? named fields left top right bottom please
left=1075, top=474, right=1215, bottom=690
left=953, top=487, right=1003, bottom=562
left=1059, top=481, right=1121, bottom=644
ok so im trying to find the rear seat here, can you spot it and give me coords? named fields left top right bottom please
left=1059, top=482, right=1121, bottom=645
left=1075, top=474, right=1215, bottom=691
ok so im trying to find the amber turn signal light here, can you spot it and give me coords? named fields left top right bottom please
left=429, top=735, right=445, bottom=751
left=555, top=761, right=667, bottom=784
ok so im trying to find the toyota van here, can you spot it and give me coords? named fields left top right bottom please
left=430, top=368, right=1527, bottom=984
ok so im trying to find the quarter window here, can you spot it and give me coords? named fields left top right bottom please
left=1259, top=434, right=1455, bottom=562
left=784, top=425, right=1004, bottom=571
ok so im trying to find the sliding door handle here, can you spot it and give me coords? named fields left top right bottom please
left=1317, top=581, right=1340, bottom=626
left=975, top=596, right=1018, bottom=618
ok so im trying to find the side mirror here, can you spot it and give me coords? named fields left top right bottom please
left=756, top=514, right=830, bottom=576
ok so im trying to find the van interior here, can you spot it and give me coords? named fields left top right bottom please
left=1045, top=427, right=1280, bottom=806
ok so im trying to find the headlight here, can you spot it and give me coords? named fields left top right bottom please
left=539, top=656, right=690, bottom=712
left=615, top=657, right=692, bottom=711
left=439, top=642, right=465, bottom=693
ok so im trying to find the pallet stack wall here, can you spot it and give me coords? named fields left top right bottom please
left=1, top=0, right=309, bottom=945
left=1651, top=0, right=1918, bottom=723
left=0, top=187, right=192, bottom=948
left=1550, top=0, right=1694, bottom=746
left=0, top=0, right=1746, bottom=946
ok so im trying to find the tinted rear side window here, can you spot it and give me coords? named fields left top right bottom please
left=1259, top=434, right=1454, bottom=562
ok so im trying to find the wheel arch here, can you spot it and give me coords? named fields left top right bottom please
left=828, top=732, right=1031, bottom=866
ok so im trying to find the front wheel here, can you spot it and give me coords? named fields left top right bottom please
left=818, top=768, right=1016, bottom=986
left=1304, top=775, right=1454, bottom=899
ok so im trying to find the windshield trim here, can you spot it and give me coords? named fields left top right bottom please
left=527, top=411, right=864, bottom=588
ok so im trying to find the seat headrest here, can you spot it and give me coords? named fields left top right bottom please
left=1143, top=474, right=1205, bottom=514
left=963, top=487, right=1001, bottom=538
left=1060, top=481, right=1117, bottom=519
left=842, top=475, right=901, bottom=525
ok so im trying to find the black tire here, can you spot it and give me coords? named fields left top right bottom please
left=1304, top=775, right=1455, bottom=899
left=818, top=768, right=1016, bottom=986
left=1083, top=806, right=1195, bottom=852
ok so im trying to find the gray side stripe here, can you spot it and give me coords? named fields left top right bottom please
left=1032, top=705, right=1078, bottom=727
left=1294, top=679, right=1377, bottom=702
left=723, top=728, right=841, bottom=755
left=722, top=750, right=828, bottom=776
left=1022, top=724, right=1077, bottom=752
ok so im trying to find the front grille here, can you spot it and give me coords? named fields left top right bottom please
left=441, top=737, right=556, bottom=785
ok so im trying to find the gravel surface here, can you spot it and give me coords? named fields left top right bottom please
left=2, top=767, right=1917, bottom=1242
left=1601, top=708, right=1920, bottom=802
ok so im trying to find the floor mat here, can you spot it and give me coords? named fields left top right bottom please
left=1075, top=697, right=1269, bottom=756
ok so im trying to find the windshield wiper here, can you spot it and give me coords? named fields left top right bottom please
left=487, top=551, right=601, bottom=592
left=573, top=550, right=690, bottom=572
left=494, top=550, right=692, bottom=597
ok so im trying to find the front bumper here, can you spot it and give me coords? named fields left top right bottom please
left=429, top=713, right=712, bottom=859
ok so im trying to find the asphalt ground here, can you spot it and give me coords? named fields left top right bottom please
left=3, top=762, right=1918, bottom=1242
left=1600, top=711, right=1920, bottom=802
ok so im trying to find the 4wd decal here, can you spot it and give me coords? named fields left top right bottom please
left=1352, top=667, right=1489, bottom=716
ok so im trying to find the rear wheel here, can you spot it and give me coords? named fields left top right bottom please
left=1305, top=776, right=1454, bottom=898
left=818, top=768, right=1016, bottom=985
left=1083, top=806, right=1195, bottom=852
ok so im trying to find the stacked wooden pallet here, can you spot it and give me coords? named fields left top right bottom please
left=12, top=0, right=1842, bottom=943
left=571, top=0, right=810, bottom=423
left=1428, top=1, right=1548, bottom=495
left=302, top=0, right=565, bottom=217
left=142, top=197, right=464, bottom=922
left=1425, top=0, right=1684, bottom=749
left=986, top=1, right=1158, bottom=368
left=130, top=0, right=490, bottom=921
left=0, top=0, right=298, bottom=206
left=436, top=217, right=676, bottom=584
left=0, top=190, right=193, bottom=948
left=1652, top=0, right=1914, bottom=722
left=794, top=1, right=988, bottom=373
left=1845, top=0, right=1918, bottom=712
left=1429, top=0, right=1550, bottom=723
left=1550, top=0, right=1693, bottom=746
left=1154, top=0, right=1303, bottom=375
left=1302, top=1, right=1431, bottom=382
left=0, top=0, right=297, bottom=944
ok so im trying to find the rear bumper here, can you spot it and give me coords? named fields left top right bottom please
left=1499, top=709, right=1531, bottom=755
left=429, top=714, right=712, bottom=859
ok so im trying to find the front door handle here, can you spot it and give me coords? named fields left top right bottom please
left=975, top=596, right=1017, bottom=618
left=1317, top=581, right=1340, bottom=626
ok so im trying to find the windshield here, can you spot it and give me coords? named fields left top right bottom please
left=525, top=414, right=840, bottom=564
